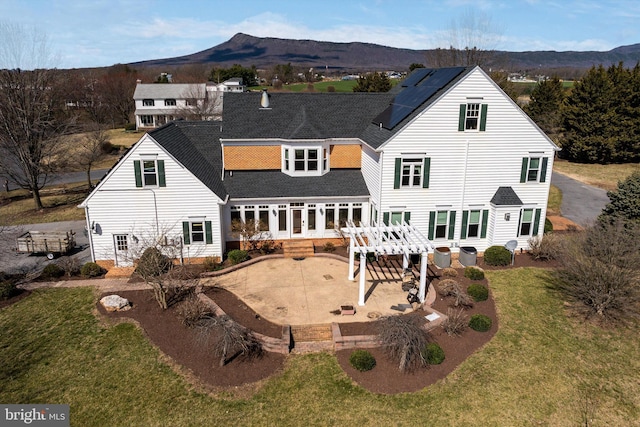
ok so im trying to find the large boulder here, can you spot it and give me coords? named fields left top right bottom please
left=100, top=295, right=131, bottom=312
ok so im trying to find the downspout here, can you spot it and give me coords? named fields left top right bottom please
left=458, top=139, right=470, bottom=248
left=84, top=206, right=96, bottom=262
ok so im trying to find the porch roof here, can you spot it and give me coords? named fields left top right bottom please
left=223, top=169, right=369, bottom=199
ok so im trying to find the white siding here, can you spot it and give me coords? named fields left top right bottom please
left=83, top=135, right=224, bottom=265
left=378, top=67, right=556, bottom=252
left=361, top=144, right=381, bottom=208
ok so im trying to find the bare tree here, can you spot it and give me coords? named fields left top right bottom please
left=0, top=22, right=77, bottom=210
left=122, top=224, right=200, bottom=309
left=426, top=9, right=504, bottom=68
left=177, top=84, right=222, bottom=121
left=75, top=124, right=110, bottom=190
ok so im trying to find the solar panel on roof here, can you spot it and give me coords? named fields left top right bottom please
left=401, top=68, right=435, bottom=87
left=374, top=67, right=467, bottom=130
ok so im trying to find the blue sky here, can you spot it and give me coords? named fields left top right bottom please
left=2, top=0, right=640, bottom=69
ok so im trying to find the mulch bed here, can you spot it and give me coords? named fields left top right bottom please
left=0, top=250, right=554, bottom=395
left=96, top=290, right=286, bottom=393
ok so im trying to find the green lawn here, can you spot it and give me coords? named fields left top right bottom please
left=1, top=269, right=638, bottom=426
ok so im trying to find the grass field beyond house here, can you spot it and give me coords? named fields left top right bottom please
left=553, top=159, right=640, bottom=191
left=1, top=269, right=638, bottom=426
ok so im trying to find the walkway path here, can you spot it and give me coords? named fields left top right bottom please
left=551, top=171, right=610, bottom=226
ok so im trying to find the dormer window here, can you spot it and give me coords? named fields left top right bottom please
left=143, top=99, right=154, bottom=106
left=164, top=99, right=176, bottom=106
left=282, top=145, right=326, bottom=176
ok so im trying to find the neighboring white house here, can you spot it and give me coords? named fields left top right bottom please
left=133, top=78, right=245, bottom=130
left=82, top=66, right=559, bottom=272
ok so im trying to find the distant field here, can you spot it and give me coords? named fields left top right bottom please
left=553, top=159, right=640, bottom=191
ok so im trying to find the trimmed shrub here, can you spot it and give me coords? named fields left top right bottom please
left=124, top=122, right=136, bottom=131
left=323, top=242, right=336, bottom=253
left=227, top=249, right=248, bottom=265
left=442, top=267, right=458, bottom=278
left=136, top=247, right=171, bottom=278
left=467, top=284, right=489, bottom=302
left=349, top=349, right=377, bottom=372
left=41, top=263, right=64, bottom=279
left=80, top=262, right=104, bottom=278
left=0, top=281, right=19, bottom=300
left=422, top=342, right=445, bottom=365
left=464, top=266, right=485, bottom=280
left=528, top=234, right=562, bottom=261
left=441, top=308, right=467, bottom=336
left=483, top=245, right=512, bottom=266
left=469, top=314, right=492, bottom=332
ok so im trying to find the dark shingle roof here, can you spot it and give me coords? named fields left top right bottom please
left=221, top=92, right=395, bottom=140
left=223, top=169, right=369, bottom=199
left=149, top=121, right=227, bottom=200
left=491, top=187, right=523, bottom=206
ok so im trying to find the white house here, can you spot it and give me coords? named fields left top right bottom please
left=133, top=78, right=246, bottom=131
left=82, top=66, right=558, bottom=276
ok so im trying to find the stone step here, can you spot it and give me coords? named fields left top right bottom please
left=290, top=323, right=333, bottom=342
left=283, top=240, right=315, bottom=258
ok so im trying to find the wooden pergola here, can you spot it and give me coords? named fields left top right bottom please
left=342, top=220, right=435, bottom=306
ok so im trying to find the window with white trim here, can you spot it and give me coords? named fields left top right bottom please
left=282, top=145, right=326, bottom=176
left=325, top=204, right=336, bottom=229
left=143, top=160, right=158, bottom=186
left=164, top=99, right=176, bottom=106
left=428, top=210, right=456, bottom=240
left=467, top=210, right=481, bottom=238
left=140, top=115, right=153, bottom=126
left=190, top=222, right=205, bottom=242
left=401, top=158, right=423, bottom=187
left=143, top=99, right=154, bottom=106
left=278, top=205, right=287, bottom=231
left=465, top=103, right=480, bottom=130
left=520, top=157, right=548, bottom=183
left=115, top=234, right=128, bottom=251
left=258, top=206, right=269, bottom=231
left=307, top=204, right=316, bottom=231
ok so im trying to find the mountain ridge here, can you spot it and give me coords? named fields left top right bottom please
left=130, top=33, right=640, bottom=72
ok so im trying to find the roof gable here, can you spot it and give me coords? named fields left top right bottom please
left=148, top=121, right=227, bottom=199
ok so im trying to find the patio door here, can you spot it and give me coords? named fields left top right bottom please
left=291, top=208, right=304, bottom=238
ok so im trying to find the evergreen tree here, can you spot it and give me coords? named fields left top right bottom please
left=599, top=171, right=640, bottom=224
left=560, top=65, right=618, bottom=163
left=525, top=76, right=565, bottom=136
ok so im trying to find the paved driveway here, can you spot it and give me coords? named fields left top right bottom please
left=551, top=172, right=610, bottom=226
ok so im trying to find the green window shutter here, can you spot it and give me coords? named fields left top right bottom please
left=479, top=104, right=488, bottom=131
left=460, top=211, right=469, bottom=239
left=458, top=104, right=466, bottom=131
left=532, top=208, right=542, bottom=235
left=205, top=221, right=213, bottom=244
left=517, top=210, right=523, bottom=237
left=520, top=158, right=528, bottom=183
left=540, top=157, right=548, bottom=183
left=447, top=211, right=456, bottom=240
left=422, top=157, right=431, bottom=188
left=428, top=211, right=436, bottom=240
left=393, top=158, right=401, bottom=189
left=182, top=221, right=190, bottom=245
left=383, top=212, right=390, bottom=226
left=403, top=212, right=411, bottom=224
left=480, top=209, right=489, bottom=238
left=157, top=160, right=166, bottom=187
left=134, top=160, right=142, bottom=187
